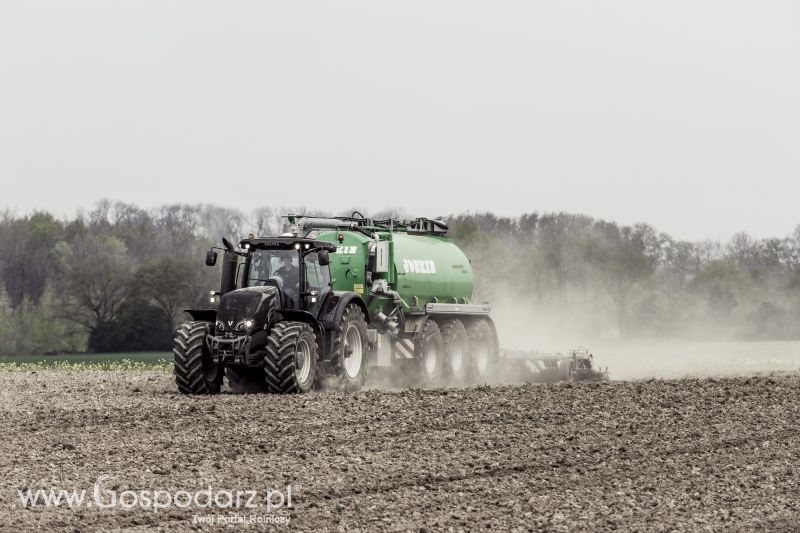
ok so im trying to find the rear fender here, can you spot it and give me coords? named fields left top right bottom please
left=316, top=292, right=370, bottom=359
left=320, top=292, right=370, bottom=326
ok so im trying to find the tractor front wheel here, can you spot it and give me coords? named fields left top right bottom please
left=173, top=321, right=221, bottom=395
left=264, top=321, right=318, bottom=394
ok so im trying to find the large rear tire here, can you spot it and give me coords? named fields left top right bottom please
left=264, top=322, right=318, bottom=394
left=440, top=319, right=468, bottom=384
left=173, top=321, right=221, bottom=395
left=415, top=319, right=444, bottom=385
left=466, top=319, right=498, bottom=384
left=331, top=304, right=368, bottom=392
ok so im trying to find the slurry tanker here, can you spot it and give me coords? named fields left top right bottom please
left=173, top=214, right=606, bottom=394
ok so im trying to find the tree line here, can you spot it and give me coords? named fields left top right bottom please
left=0, top=201, right=797, bottom=355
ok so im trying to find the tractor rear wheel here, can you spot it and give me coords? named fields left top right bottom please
left=173, top=321, right=221, bottom=395
left=439, top=319, right=468, bottom=383
left=331, top=304, right=368, bottom=392
left=415, top=319, right=444, bottom=385
left=264, top=321, right=318, bottom=394
left=466, top=319, right=497, bottom=384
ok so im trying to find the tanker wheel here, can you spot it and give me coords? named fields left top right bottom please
left=465, top=319, right=498, bottom=384
left=264, top=321, right=318, bottom=394
left=440, top=319, right=468, bottom=383
left=173, top=321, right=222, bottom=395
left=559, top=360, right=576, bottom=383
left=414, top=319, right=444, bottom=385
left=226, top=366, right=267, bottom=393
left=331, top=304, right=369, bottom=392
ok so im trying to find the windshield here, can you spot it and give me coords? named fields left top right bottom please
left=247, top=249, right=299, bottom=287
left=245, top=249, right=330, bottom=310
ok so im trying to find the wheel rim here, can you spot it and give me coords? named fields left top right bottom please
left=344, top=325, right=363, bottom=378
left=295, top=339, right=311, bottom=383
left=450, top=340, right=464, bottom=374
left=475, top=339, right=489, bottom=374
left=424, top=343, right=439, bottom=376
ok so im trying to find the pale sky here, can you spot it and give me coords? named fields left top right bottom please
left=0, top=1, right=798, bottom=241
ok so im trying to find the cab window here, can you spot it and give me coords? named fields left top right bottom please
left=247, top=249, right=298, bottom=286
left=304, top=253, right=330, bottom=290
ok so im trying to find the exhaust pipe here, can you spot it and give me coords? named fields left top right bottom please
left=220, top=252, right=238, bottom=296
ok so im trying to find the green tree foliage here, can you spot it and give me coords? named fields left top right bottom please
left=0, top=212, right=63, bottom=307
left=87, top=298, right=173, bottom=352
left=0, top=290, right=86, bottom=355
left=55, top=233, right=132, bottom=335
left=0, top=202, right=230, bottom=355
left=133, top=257, right=198, bottom=330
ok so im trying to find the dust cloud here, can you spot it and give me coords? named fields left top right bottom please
left=489, top=289, right=800, bottom=381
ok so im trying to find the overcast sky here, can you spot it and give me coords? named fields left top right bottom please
left=0, top=1, right=797, bottom=241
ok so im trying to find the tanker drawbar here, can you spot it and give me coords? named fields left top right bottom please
left=172, top=213, right=608, bottom=394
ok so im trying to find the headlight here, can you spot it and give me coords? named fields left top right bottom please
left=215, top=320, right=224, bottom=331
left=234, top=319, right=255, bottom=332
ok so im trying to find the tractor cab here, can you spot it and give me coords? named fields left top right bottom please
left=238, top=237, right=336, bottom=313
left=202, top=236, right=337, bottom=343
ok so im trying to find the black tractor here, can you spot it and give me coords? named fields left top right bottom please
left=173, top=237, right=370, bottom=394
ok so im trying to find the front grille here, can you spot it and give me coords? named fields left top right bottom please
left=206, top=335, right=262, bottom=366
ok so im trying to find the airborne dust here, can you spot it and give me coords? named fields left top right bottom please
left=488, top=288, right=800, bottom=382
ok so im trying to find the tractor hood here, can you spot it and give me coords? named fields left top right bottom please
left=215, top=286, right=279, bottom=335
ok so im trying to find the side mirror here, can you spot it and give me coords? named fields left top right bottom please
left=205, top=250, right=218, bottom=266
left=221, top=237, right=235, bottom=253
left=318, top=250, right=330, bottom=266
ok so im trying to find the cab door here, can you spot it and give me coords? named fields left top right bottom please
left=303, top=252, right=331, bottom=316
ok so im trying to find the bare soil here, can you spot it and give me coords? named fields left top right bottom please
left=1, top=371, right=798, bottom=531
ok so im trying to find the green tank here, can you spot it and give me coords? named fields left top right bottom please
left=316, top=230, right=474, bottom=311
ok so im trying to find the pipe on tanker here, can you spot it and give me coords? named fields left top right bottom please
left=367, top=280, right=403, bottom=337
left=295, top=217, right=358, bottom=231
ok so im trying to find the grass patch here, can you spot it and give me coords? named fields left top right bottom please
left=0, top=352, right=172, bottom=371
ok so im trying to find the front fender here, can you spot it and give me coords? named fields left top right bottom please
left=277, top=309, right=319, bottom=327
left=315, top=292, right=369, bottom=360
